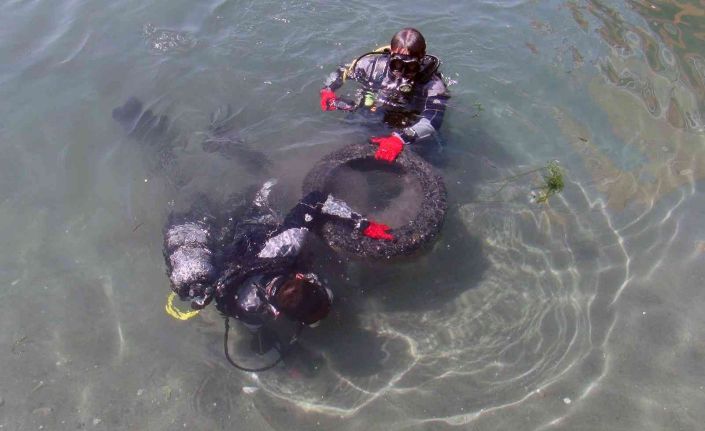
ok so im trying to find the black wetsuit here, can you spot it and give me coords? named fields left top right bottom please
left=323, top=52, right=450, bottom=145
left=164, top=180, right=367, bottom=326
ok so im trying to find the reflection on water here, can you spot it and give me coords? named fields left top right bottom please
left=563, top=0, right=704, bottom=210
left=244, top=173, right=631, bottom=429
left=143, top=23, right=198, bottom=55
left=1, top=0, right=705, bottom=430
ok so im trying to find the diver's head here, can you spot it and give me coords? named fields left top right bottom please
left=273, top=273, right=331, bottom=325
left=391, top=28, right=426, bottom=59
left=389, top=28, right=426, bottom=91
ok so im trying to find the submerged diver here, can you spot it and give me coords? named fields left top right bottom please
left=165, top=179, right=394, bottom=368
left=113, top=97, right=394, bottom=370
left=320, top=28, right=450, bottom=163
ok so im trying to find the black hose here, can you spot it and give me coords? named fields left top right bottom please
left=222, top=317, right=303, bottom=373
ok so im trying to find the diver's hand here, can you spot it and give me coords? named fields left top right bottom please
left=370, top=134, right=404, bottom=163
left=320, top=88, right=337, bottom=111
left=363, top=221, right=394, bottom=241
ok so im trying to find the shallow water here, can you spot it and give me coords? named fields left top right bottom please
left=1, top=0, right=705, bottom=430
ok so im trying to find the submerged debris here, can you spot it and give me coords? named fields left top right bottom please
left=31, top=380, right=45, bottom=393
left=11, top=335, right=28, bottom=354
left=32, top=406, right=53, bottom=416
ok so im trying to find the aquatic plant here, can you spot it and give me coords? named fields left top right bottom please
left=491, top=160, right=565, bottom=204
left=534, top=160, right=564, bottom=204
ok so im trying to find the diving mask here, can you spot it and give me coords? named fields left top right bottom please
left=389, top=54, right=421, bottom=79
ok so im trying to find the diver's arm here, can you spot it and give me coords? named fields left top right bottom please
left=320, top=63, right=357, bottom=111
left=322, top=66, right=347, bottom=92
left=299, top=192, right=393, bottom=240
left=258, top=192, right=365, bottom=258
left=316, top=193, right=393, bottom=239
left=280, top=191, right=368, bottom=234
left=321, top=55, right=380, bottom=111
left=322, top=54, right=378, bottom=93
left=256, top=191, right=329, bottom=259
left=401, top=97, right=448, bottom=144
left=400, top=76, right=450, bottom=144
left=257, top=191, right=392, bottom=258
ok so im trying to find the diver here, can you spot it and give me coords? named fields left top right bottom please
left=320, top=28, right=450, bottom=163
left=112, top=97, right=394, bottom=370
left=165, top=179, right=394, bottom=369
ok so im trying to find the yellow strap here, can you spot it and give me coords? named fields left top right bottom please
left=165, top=292, right=200, bottom=321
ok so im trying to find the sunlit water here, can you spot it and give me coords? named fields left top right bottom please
left=1, top=0, right=705, bottom=430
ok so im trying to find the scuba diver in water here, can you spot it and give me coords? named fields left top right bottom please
left=164, top=179, right=394, bottom=370
left=320, top=28, right=450, bottom=163
left=113, top=97, right=394, bottom=371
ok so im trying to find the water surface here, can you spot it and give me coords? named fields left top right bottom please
left=1, top=0, right=704, bottom=430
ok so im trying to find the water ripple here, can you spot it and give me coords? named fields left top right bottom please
left=241, top=177, right=630, bottom=429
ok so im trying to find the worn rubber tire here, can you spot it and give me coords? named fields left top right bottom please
left=302, top=142, right=447, bottom=259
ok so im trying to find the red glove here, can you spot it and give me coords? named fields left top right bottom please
left=363, top=221, right=394, bottom=241
left=320, top=89, right=337, bottom=111
left=370, top=134, right=404, bottom=163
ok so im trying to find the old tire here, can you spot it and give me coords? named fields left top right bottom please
left=302, top=142, right=447, bottom=259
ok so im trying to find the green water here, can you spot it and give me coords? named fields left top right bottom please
left=1, top=1, right=704, bottom=430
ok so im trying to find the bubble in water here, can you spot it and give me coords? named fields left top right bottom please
left=143, top=23, right=197, bottom=55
